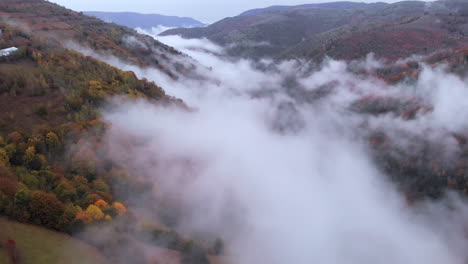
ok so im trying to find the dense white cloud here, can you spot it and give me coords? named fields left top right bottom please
left=76, top=30, right=468, bottom=264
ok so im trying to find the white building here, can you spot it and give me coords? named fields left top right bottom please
left=0, top=47, right=18, bottom=57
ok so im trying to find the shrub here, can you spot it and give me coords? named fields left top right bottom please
left=54, top=180, right=78, bottom=202
left=0, top=191, right=13, bottom=215
left=16, top=167, right=39, bottom=189
left=7, top=131, right=23, bottom=144
left=14, top=187, right=31, bottom=209
left=33, top=104, right=48, bottom=119
left=58, top=203, right=79, bottom=232
left=93, top=179, right=109, bottom=193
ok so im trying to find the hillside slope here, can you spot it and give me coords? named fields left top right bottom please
left=0, top=12, right=180, bottom=237
left=84, top=12, right=205, bottom=29
left=0, top=2, right=223, bottom=263
left=0, top=0, right=194, bottom=78
left=161, top=0, right=468, bottom=61
left=282, top=1, right=468, bottom=61
left=3, top=1, right=468, bottom=263
left=160, top=3, right=381, bottom=59
left=239, top=1, right=387, bottom=16
left=0, top=217, right=109, bottom=264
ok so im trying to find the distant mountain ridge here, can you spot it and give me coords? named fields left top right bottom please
left=84, top=11, right=205, bottom=29
left=161, top=0, right=468, bottom=62
left=239, top=1, right=388, bottom=16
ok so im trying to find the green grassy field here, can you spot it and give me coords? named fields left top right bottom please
left=0, top=217, right=109, bottom=264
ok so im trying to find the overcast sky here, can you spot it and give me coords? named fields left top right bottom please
left=48, top=0, right=405, bottom=23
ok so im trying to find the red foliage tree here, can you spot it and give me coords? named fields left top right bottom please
left=29, top=191, right=65, bottom=229
left=0, top=177, right=18, bottom=197
left=0, top=164, right=14, bottom=178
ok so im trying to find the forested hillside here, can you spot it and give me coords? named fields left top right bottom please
left=238, top=1, right=386, bottom=16
left=0, top=17, right=173, bottom=232
left=3, top=0, right=468, bottom=264
left=0, top=0, right=196, bottom=79
left=0, top=1, right=220, bottom=263
left=161, top=0, right=468, bottom=61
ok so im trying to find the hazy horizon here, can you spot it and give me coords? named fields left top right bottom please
left=48, top=0, right=407, bottom=23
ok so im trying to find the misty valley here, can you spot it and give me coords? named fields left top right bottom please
left=2, top=0, right=468, bottom=264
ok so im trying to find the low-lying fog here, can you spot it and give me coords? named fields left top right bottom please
left=85, top=29, right=468, bottom=263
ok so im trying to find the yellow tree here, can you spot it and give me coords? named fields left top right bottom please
left=23, top=146, right=36, bottom=165
left=0, top=148, right=9, bottom=166
left=23, top=146, right=45, bottom=170
left=46, top=132, right=61, bottom=153
left=85, top=204, right=104, bottom=221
